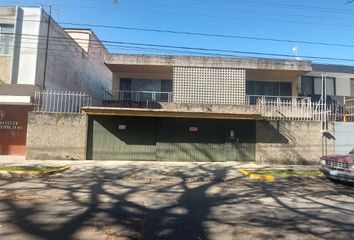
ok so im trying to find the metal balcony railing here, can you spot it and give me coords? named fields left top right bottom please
left=252, top=95, right=346, bottom=122
left=245, top=95, right=312, bottom=106
left=103, top=90, right=173, bottom=103
left=343, top=97, right=354, bottom=122
left=34, top=90, right=92, bottom=114
left=101, top=91, right=353, bottom=122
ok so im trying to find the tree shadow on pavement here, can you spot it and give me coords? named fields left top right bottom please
left=0, top=165, right=353, bottom=240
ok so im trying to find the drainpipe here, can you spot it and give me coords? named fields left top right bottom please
left=41, top=5, right=51, bottom=90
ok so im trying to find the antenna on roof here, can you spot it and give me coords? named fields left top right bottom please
left=54, top=8, right=60, bottom=21
left=292, top=46, right=301, bottom=60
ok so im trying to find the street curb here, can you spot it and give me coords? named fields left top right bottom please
left=0, top=165, right=71, bottom=176
left=239, top=170, right=275, bottom=182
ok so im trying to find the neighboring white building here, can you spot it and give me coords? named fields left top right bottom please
left=0, top=6, right=111, bottom=155
left=300, top=63, right=354, bottom=101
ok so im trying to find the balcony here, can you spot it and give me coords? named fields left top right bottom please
left=104, top=91, right=311, bottom=106
left=245, top=95, right=311, bottom=106
left=101, top=90, right=313, bottom=117
left=103, top=90, right=173, bottom=108
left=101, top=90, right=352, bottom=122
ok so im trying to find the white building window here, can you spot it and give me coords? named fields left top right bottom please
left=314, top=77, right=335, bottom=96
left=351, top=79, right=354, bottom=97
left=0, top=24, right=14, bottom=56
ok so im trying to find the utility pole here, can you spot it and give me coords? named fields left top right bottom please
left=321, top=73, right=328, bottom=156
left=42, top=5, right=51, bottom=90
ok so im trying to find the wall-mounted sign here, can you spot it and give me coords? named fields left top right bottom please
left=0, top=110, right=5, bottom=121
left=118, top=124, right=127, bottom=130
left=0, top=120, right=23, bottom=130
left=0, top=105, right=33, bottom=155
left=229, top=130, right=236, bottom=139
left=189, top=127, right=198, bottom=132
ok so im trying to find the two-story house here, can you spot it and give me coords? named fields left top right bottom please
left=82, top=54, right=314, bottom=162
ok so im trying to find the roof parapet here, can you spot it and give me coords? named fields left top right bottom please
left=106, top=54, right=312, bottom=72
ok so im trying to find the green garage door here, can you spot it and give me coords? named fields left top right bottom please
left=156, top=118, right=255, bottom=162
left=224, top=120, right=255, bottom=162
left=87, top=116, right=157, bottom=160
left=156, top=118, right=225, bottom=162
left=87, top=116, right=255, bottom=162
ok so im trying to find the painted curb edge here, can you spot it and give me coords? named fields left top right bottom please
left=0, top=165, right=71, bottom=175
left=239, top=170, right=275, bottom=182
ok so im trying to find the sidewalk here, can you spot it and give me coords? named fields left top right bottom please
left=0, top=157, right=320, bottom=182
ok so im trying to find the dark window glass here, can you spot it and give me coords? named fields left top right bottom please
left=255, top=82, right=279, bottom=96
left=301, top=76, right=314, bottom=95
left=0, top=24, right=14, bottom=55
left=132, top=79, right=161, bottom=92
left=246, top=81, right=255, bottom=95
left=254, top=82, right=265, bottom=95
left=119, top=78, right=132, bottom=91
left=161, top=80, right=172, bottom=92
left=280, top=82, right=292, bottom=96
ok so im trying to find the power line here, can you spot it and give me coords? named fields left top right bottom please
left=4, top=33, right=354, bottom=66
left=198, top=0, right=354, bottom=14
left=2, top=2, right=354, bottom=30
left=4, top=31, right=354, bottom=63
left=61, top=22, right=354, bottom=49
left=9, top=0, right=353, bottom=15
left=2, top=16, right=354, bottom=50
left=68, top=0, right=354, bottom=20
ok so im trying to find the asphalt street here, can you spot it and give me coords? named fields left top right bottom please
left=0, top=161, right=353, bottom=240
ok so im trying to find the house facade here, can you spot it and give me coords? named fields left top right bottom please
left=78, top=54, right=325, bottom=163
left=25, top=53, right=354, bottom=163
left=0, top=6, right=111, bottom=155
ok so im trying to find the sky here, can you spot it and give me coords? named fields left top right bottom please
left=2, top=0, right=354, bottom=65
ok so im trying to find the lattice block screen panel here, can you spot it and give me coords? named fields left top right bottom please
left=173, top=67, right=246, bottom=105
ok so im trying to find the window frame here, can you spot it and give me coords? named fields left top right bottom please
left=350, top=78, right=354, bottom=97
left=0, top=24, right=14, bottom=56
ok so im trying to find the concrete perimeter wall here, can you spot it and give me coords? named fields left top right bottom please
left=256, top=120, right=334, bottom=164
left=26, top=113, right=334, bottom=164
left=26, top=112, right=87, bottom=160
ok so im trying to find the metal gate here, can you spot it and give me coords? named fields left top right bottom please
left=87, top=116, right=157, bottom=160
left=87, top=116, right=256, bottom=161
left=156, top=118, right=225, bottom=162
left=224, top=120, right=256, bottom=162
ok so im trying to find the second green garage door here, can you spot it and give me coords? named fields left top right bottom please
left=87, top=116, right=255, bottom=161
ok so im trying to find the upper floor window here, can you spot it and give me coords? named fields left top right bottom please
left=0, top=24, right=14, bottom=56
left=313, top=77, right=336, bottom=96
left=246, top=81, right=291, bottom=96
left=351, top=79, right=354, bottom=97
left=300, top=76, right=336, bottom=96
